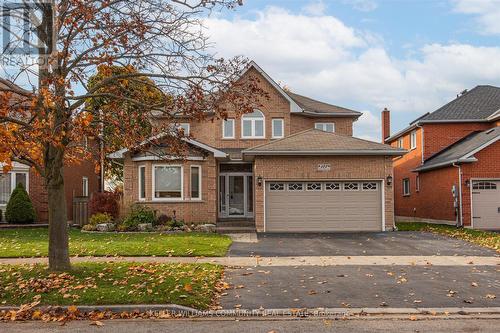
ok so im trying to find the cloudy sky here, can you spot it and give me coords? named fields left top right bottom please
left=203, top=0, right=500, bottom=141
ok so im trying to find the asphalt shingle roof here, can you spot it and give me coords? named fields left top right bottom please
left=243, top=129, right=404, bottom=155
left=415, top=126, right=500, bottom=171
left=285, top=91, right=362, bottom=117
left=421, top=85, right=500, bottom=121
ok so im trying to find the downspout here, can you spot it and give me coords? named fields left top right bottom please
left=452, top=163, right=463, bottom=227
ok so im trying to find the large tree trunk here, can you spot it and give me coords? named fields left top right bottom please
left=46, top=145, right=71, bottom=271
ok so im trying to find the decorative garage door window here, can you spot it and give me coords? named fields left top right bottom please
left=325, top=182, right=341, bottom=191
left=472, top=181, right=497, bottom=190
left=288, top=183, right=303, bottom=191
left=362, top=182, right=378, bottom=191
left=344, top=182, right=359, bottom=191
left=269, top=183, right=285, bottom=191
left=306, top=183, right=322, bottom=191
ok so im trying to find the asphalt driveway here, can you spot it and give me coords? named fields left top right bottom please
left=228, top=231, right=498, bottom=257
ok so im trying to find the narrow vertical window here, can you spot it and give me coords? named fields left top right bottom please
left=410, top=130, right=417, bottom=149
left=403, top=178, right=410, bottom=196
left=138, top=165, right=146, bottom=200
left=272, top=119, right=284, bottom=138
left=82, top=177, right=89, bottom=197
left=223, top=119, right=235, bottom=139
left=190, top=166, right=201, bottom=200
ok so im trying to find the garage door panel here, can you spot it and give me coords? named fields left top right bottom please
left=266, top=181, right=382, bottom=232
left=472, top=180, right=500, bottom=230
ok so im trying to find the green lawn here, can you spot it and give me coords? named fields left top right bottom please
left=0, top=228, right=232, bottom=258
left=396, top=222, right=499, bottom=252
left=0, top=262, right=223, bottom=309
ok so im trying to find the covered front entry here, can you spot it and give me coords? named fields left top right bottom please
left=265, top=180, right=383, bottom=232
left=218, top=164, right=254, bottom=218
left=472, top=180, right=500, bottom=230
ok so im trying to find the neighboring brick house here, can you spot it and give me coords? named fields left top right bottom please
left=110, top=61, right=404, bottom=233
left=384, top=85, right=500, bottom=230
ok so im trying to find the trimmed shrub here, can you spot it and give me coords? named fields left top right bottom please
left=167, top=219, right=184, bottom=229
left=5, top=183, right=36, bottom=224
left=89, top=212, right=113, bottom=225
left=89, top=192, right=120, bottom=219
left=156, top=214, right=172, bottom=226
left=120, top=205, right=155, bottom=231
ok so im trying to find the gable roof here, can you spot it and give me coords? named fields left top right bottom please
left=242, top=61, right=361, bottom=118
left=285, top=91, right=362, bottom=118
left=386, top=85, right=500, bottom=143
left=414, top=126, right=500, bottom=172
left=243, top=129, right=405, bottom=156
left=108, top=135, right=227, bottom=159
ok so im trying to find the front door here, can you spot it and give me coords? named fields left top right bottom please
left=219, top=173, right=253, bottom=218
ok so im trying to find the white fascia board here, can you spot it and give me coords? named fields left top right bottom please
left=460, top=134, right=500, bottom=159
left=184, top=138, right=227, bottom=158
left=413, top=157, right=477, bottom=172
left=243, top=149, right=406, bottom=156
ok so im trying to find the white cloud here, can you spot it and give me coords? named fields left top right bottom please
left=302, top=1, right=327, bottom=16
left=204, top=6, right=500, bottom=139
left=453, top=0, right=500, bottom=35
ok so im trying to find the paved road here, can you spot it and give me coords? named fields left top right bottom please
left=228, top=232, right=498, bottom=257
left=2, top=318, right=499, bottom=332
left=221, top=265, right=500, bottom=309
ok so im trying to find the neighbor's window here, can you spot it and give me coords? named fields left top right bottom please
left=178, top=123, right=190, bottom=136
left=410, top=130, right=417, bottom=149
left=154, top=166, right=183, bottom=199
left=272, top=118, right=284, bottom=138
left=315, top=123, right=335, bottom=133
left=82, top=177, right=89, bottom=197
left=222, top=119, right=235, bottom=139
left=242, top=109, right=265, bottom=138
left=403, top=178, right=410, bottom=196
left=138, top=165, right=146, bottom=200
left=397, top=137, right=404, bottom=149
left=190, top=166, right=201, bottom=200
left=0, top=174, right=12, bottom=205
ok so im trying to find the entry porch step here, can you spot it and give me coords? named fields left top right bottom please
left=216, top=226, right=256, bottom=234
left=216, top=219, right=255, bottom=228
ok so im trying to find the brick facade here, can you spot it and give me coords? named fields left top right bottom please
left=253, top=155, right=394, bottom=232
left=388, top=120, right=499, bottom=227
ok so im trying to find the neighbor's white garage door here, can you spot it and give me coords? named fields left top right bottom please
left=265, top=181, right=383, bottom=232
left=472, top=180, right=500, bottom=230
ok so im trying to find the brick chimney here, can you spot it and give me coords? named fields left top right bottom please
left=381, top=108, right=391, bottom=143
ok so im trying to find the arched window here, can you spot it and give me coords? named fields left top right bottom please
left=242, top=109, right=265, bottom=138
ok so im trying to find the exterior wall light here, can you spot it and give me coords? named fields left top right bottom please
left=257, top=176, right=263, bottom=187
left=386, top=175, right=393, bottom=186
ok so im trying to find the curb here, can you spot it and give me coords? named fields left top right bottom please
left=2, top=305, right=500, bottom=317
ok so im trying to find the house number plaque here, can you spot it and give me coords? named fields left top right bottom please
left=317, top=163, right=331, bottom=172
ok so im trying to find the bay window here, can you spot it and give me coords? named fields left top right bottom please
left=190, top=166, right=201, bottom=200
left=138, top=165, right=146, bottom=200
left=242, top=110, right=265, bottom=138
left=153, top=165, right=183, bottom=200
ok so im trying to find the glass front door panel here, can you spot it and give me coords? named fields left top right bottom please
left=219, top=175, right=226, bottom=215
left=229, top=176, right=245, bottom=216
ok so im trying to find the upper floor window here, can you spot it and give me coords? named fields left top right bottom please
left=272, top=118, right=284, bottom=139
left=82, top=177, right=89, bottom=197
left=397, top=137, right=403, bottom=149
left=403, top=178, right=410, bottom=196
left=242, top=110, right=265, bottom=139
left=410, top=130, right=417, bottom=149
left=315, top=123, right=335, bottom=133
left=222, top=119, right=235, bottom=139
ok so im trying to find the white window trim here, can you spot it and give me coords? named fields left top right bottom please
left=82, top=177, right=89, bottom=197
left=306, top=182, right=322, bottom=191
left=272, top=118, right=284, bottom=139
left=397, top=137, right=404, bottom=149
left=343, top=182, right=360, bottom=191
left=324, top=182, right=341, bottom=191
left=410, top=130, right=417, bottom=150
left=0, top=171, right=30, bottom=206
left=314, top=122, right=335, bottom=132
left=152, top=164, right=184, bottom=201
left=222, top=119, right=235, bottom=139
left=241, top=111, right=265, bottom=139
left=403, top=178, right=410, bottom=196
left=362, top=182, right=378, bottom=191
left=190, top=165, right=202, bottom=200
left=138, top=165, right=146, bottom=201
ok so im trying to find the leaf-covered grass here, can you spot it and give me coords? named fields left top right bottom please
left=0, top=228, right=232, bottom=258
left=0, top=262, right=223, bottom=309
left=397, top=222, right=499, bottom=252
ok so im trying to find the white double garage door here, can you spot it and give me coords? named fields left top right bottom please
left=265, top=180, right=383, bottom=232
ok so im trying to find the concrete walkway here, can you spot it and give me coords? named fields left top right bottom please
left=0, top=255, right=498, bottom=266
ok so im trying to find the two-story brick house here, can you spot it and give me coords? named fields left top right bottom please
left=110, top=61, right=404, bottom=233
left=384, top=85, right=500, bottom=230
